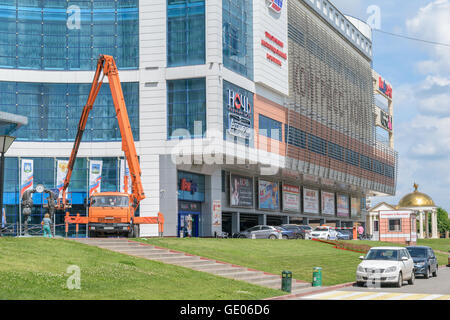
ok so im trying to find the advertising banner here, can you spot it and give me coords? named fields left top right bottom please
left=230, top=174, right=253, bottom=208
left=56, top=160, right=69, bottom=199
left=120, top=159, right=132, bottom=194
left=258, top=180, right=280, bottom=210
left=321, top=191, right=335, bottom=216
left=20, top=159, right=33, bottom=197
left=88, top=160, right=103, bottom=196
left=282, top=184, right=300, bottom=212
left=351, top=197, right=361, bottom=217
left=212, top=200, right=221, bottom=227
left=337, top=194, right=350, bottom=217
left=303, top=188, right=319, bottom=214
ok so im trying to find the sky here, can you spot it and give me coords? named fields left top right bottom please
left=331, top=0, right=450, bottom=210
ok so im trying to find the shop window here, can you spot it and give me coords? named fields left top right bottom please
left=259, top=115, right=282, bottom=141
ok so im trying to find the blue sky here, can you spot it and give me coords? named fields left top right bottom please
left=331, top=0, right=450, bottom=210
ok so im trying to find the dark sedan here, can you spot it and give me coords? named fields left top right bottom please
left=281, top=224, right=312, bottom=239
left=406, top=246, right=438, bottom=278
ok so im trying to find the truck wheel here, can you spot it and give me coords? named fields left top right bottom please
left=133, top=225, right=140, bottom=238
left=127, top=228, right=134, bottom=238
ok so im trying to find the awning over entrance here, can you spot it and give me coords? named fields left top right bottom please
left=0, top=111, right=28, bottom=135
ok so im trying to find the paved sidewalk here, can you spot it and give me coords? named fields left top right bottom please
left=72, top=238, right=311, bottom=294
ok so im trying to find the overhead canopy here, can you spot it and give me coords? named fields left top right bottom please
left=0, top=111, right=28, bottom=135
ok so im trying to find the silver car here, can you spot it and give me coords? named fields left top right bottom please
left=236, top=225, right=284, bottom=239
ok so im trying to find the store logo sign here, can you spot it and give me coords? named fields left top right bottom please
left=228, top=90, right=251, bottom=114
left=380, top=109, right=393, bottom=131
left=379, top=76, right=392, bottom=98
left=180, top=178, right=198, bottom=194
left=267, top=0, right=283, bottom=13
left=226, top=89, right=253, bottom=139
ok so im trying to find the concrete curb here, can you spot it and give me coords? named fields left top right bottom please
left=264, top=281, right=356, bottom=300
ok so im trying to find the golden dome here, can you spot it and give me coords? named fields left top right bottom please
left=398, top=183, right=435, bottom=208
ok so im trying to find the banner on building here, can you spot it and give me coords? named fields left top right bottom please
left=258, top=180, right=280, bottom=210
left=321, top=191, right=335, bottom=216
left=20, top=159, right=33, bottom=197
left=282, top=184, right=300, bottom=212
left=56, top=160, right=69, bottom=198
left=230, top=174, right=253, bottom=208
left=351, top=197, right=361, bottom=217
left=88, top=160, right=103, bottom=196
left=1, top=208, right=5, bottom=228
left=303, top=188, right=319, bottom=214
left=120, top=159, right=132, bottom=194
left=212, top=200, right=221, bottom=227
left=337, top=194, right=350, bottom=217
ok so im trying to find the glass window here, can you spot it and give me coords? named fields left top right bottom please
left=0, top=1, right=139, bottom=70
left=389, top=219, right=401, bottom=232
left=259, top=115, right=282, bottom=141
left=308, top=134, right=327, bottom=156
left=167, top=78, right=206, bottom=139
left=285, top=125, right=306, bottom=149
left=167, top=0, right=205, bottom=67
left=223, top=0, right=253, bottom=79
left=328, top=142, right=344, bottom=161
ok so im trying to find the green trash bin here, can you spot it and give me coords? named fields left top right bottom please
left=312, top=267, right=322, bottom=287
left=281, top=270, right=292, bottom=293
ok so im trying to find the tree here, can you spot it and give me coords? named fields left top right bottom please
left=436, top=208, right=450, bottom=236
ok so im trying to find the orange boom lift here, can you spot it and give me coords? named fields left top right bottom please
left=60, top=55, right=163, bottom=237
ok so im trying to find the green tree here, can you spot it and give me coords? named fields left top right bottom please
left=436, top=208, right=450, bottom=236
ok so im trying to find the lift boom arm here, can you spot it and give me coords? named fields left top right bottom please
left=61, top=55, right=145, bottom=207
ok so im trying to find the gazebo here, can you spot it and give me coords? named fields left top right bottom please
left=397, top=183, right=438, bottom=239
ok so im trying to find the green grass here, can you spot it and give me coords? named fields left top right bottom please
left=137, top=238, right=364, bottom=286
left=0, top=237, right=282, bottom=300
left=341, top=239, right=450, bottom=266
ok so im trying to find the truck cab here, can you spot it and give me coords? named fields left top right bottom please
left=88, top=192, right=138, bottom=237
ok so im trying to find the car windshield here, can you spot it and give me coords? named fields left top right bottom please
left=407, top=248, right=428, bottom=258
left=91, top=195, right=129, bottom=207
left=314, top=227, right=328, bottom=232
left=365, top=249, right=399, bottom=261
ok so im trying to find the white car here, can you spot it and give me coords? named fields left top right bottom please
left=356, top=247, right=415, bottom=287
left=310, top=226, right=337, bottom=240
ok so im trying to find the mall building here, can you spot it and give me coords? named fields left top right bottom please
left=1, top=0, right=397, bottom=237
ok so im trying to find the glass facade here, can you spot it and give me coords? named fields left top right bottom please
left=222, top=0, right=253, bottom=79
left=2, top=156, right=127, bottom=237
left=167, top=0, right=205, bottom=67
left=259, top=114, right=282, bottom=141
left=0, top=0, right=139, bottom=70
left=0, top=81, right=139, bottom=142
left=167, top=78, right=206, bottom=139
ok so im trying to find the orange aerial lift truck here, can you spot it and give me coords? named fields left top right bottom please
left=59, top=55, right=163, bottom=237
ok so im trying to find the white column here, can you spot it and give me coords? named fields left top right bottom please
left=431, top=209, right=439, bottom=239
left=419, top=210, right=424, bottom=239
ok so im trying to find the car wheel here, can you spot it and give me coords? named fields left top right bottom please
left=408, top=271, right=415, bottom=285
left=432, top=266, right=438, bottom=277
left=239, top=235, right=246, bottom=239
left=424, top=267, right=430, bottom=279
left=269, top=235, right=277, bottom=240
left=396, top=272, right=403, bottom=288
left=356, top=281, right=365, bottom=287
left=282, top=235, right=288, bottom=240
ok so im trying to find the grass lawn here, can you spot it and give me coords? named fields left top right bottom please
left=340, top=239, right=449, bottom=266
left=0, top=237, right=282, bottom=300
left=138, top=238, right=363, bottom=286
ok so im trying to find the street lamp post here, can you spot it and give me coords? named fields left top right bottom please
left=0, top=135, right=16, bottom=233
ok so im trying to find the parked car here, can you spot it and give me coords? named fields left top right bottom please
left=336, top=229, right=353, bottom=240
left=310, top=226, right=337, bottom=240
left=356, top=247, right=415, bottom=287
left=234, top=225, right=293, bottom=239
left=406, top=246, right=438, bottom=278
left=280, top=224, right=311, bottom=239
left=336, top=231, right=350, bottom=240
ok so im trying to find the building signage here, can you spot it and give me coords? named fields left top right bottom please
left=179, top=178, right=198, bottom=194
left=378, top=76, right=392, bottom=98
left=179, top=201, right=201, bottom=213
left=321, top=191, right=335, bottom=216
left=178, top=171, right=205, bottom=202
left=282, top=184, right=300, bottom=212
left=258, top=180, right=280, bottom=210
left=230, top=174, right=254, bottom=208
left=337, top=194, right=349, bottom=217
left=226, top=88, right=253, bottom=140
left=379, top=210, right=412, bottom=219
left=351, top=197, right=361, bottom=217
left=267, top=0, right=283, bottom=13
left=303, top=188, right=319, bottom=214
left=261, top=31, right=287, bottom=67
left=380, top=109, right=392, bottom=131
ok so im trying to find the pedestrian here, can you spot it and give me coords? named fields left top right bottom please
left=41, top=213, right=53, bottom=238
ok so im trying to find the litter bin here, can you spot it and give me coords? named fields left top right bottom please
left=312, top=267, right=322, bottom=287
left=281, top=270, right=292, bottom=293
